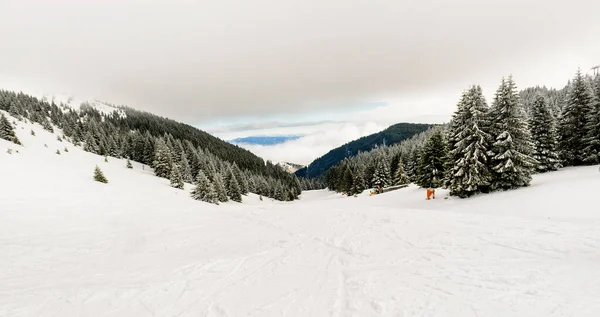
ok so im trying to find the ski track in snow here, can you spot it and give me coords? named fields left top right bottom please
left=1, top=110, right=600, bottom=316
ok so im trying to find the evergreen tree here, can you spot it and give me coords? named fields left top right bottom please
left=416, top=130, right=448, bottom=188
left=191, top=170, right=218, bottom=204
left=153, top=138, right=173, bottom=178
left=583, top=76, right=600, bottom=164
left=488, top=77, right=537, bottom=190
left=126, top=158, right=133, bottom=169
left=0, top=113, right=21, bottom=145
left=212, top=172, right=229, bottom=202
left=350, top=168, right=365, bottom=194
left=170, top=164, right=184, bottom=190
left=341, top=165, right=354, bottom=194
left=56, top=149, right=61, bottom=155
left=93, top=165, right=108, bottom=183
left=371, top=154, right=391, bottom=188
left=393, top=155, right=410, bottom=186
left=179, top=151, right=193, bottom=182
left=558, top=70, right=595, bottom=166
left=225, top=168, right=243, bottom=202
left=529, top=95, right=561, bottom=172
left=447, top=86, right=493, bottom=197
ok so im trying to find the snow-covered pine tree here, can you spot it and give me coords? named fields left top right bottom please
left=231, top=163, right=249, bottom=195
left=415, top=130, right=448, bottom=188
left=152, top=138, right=173, bottom=178
left=93, top=165, right=108, bottom=183
left=0, top=113, right=21, bottom=145
left=170, top=164, right=184, bottom=190
left=190, top=170, right=218, bottom=204
left=583, top=76, right=600, bottom=164
left=488, top=76, right=537, bottom=190
left=371, top=154, right=391, bottom=189
left=179, top=151, right=193, bottom=183
left=529, top=95, right=561, bottom=172
left=447, top=86, right=493, bottom=197
left=351, top=168, right=366, bottom=194
left=393, top=155, right=410, bottom=186
left=56, top=149, right=60, bottom=155
left=126, top=158, right=133, bottom=169
left=558, top=69, right=595, bottom=166
left=225, top=167, right=242, bottom=202
left=212, top=172, right=229, bottom=202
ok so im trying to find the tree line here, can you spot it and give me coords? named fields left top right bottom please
left=0, top=91, right=302, bottom=203
left=325, top=70, right=600, bottom=198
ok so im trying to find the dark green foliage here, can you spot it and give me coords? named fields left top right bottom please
left=0, top=113, right=21, bottom=145
left=583, top=76, right=600, bottom=164
left=296, top=123, right=432, bottom=178
left=415, top=130, right=447, bottom=188
left=488, top=77, right=536, bottom=190
left=170, top=164, right=185, bottom=190
left=153, top=138, right=173, bottom=178
left=558, top=70, right=595, bottom=166
left=191, top=170, right=218, bottom=204
left=371, top=154, right=391, bottom=188
left=56, top=149, right=61, bottom=155
left=340, top=166, right=353, bottom=194
left=393, top=156, right=410, bottom=186
left=93, top=165, right=108, bottom=183
left=126, top=158, right=133, bottom=169
left=447, top=86, right=493, bottom=198
left=0, top=89, right=302, bottom=201
left=225, top=168, right=242, bottom=202
left=212, top=172, right=229, bottom=203
left=529, top=95, right=561, bottom=172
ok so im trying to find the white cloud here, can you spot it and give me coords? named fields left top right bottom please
left=232, top=121, right=387, bottom=165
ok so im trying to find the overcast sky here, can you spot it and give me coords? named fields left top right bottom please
left=1, top=0, right=599, bottom=164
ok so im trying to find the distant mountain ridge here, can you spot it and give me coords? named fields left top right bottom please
left=277, top=162, right=305, bottom=173
left=295, top=122, right=433, bottom=178
left=230, top=135, right=302, bottom=146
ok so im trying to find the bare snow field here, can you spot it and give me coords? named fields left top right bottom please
left=1, top=112, right=600, bottom=316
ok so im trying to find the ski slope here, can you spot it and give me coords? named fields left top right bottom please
left=1, top=111, right=600, bottom=317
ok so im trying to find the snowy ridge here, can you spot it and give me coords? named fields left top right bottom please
left=43, top=93, right=126, bottom=118
left=2, top=110, right=600, bottom=316
left=276, top=161, right=305, bottom=173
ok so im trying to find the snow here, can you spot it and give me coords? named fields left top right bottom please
left=45, top=93, right=126, bottom=118
left=1, top=112, right=600, bottom=316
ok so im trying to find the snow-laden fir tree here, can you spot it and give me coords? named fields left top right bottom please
left=371, top=154, right=391, bottom=188
left=0, top=113, right=21, bottom=145
left=529, top=95, right=561, bottom=172
left=153, top=138, right=173, bottom=178
left=126, top=158, right=133, bottom=169
left=558, top=69, right=595, bottom=166
left=93, top=165, right=108, bottom=183
left=225, top=167, right=242, bottom=202
left=341, top=165, right=354, bottom=194
left=169, top=164, right=185, bottom=190
left=191, top=170, right=218, bottom=204
left=56, top=149, right=60, bottom=155
left=488, top=76, right=537, bottom=190
left=447, top=86, right=493, bottom=197
left=582, top=76, right=600, bottom=164
left=415, top=130, right=448, bottom=188
left=393, top=155, right=410, bottom=186
left=178, top=151, right=193, bottom=183
left=212, top=172, right=229, bottom=203
left=351, top=168, right=366, bottom=194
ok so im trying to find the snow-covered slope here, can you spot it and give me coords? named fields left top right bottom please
left=44, top=93, right=126, bottom=117
left=276, top=161, right=305, bottom=174
left=1, top=111, right=600, bottom=317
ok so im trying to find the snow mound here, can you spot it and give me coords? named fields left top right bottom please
left=2, top=110, right=600, bottom=317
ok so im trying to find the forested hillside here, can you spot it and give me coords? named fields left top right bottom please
left=0, top=91, right=301, bottom=202
left=324, top=70, right=600, bottom=198
left=295, top=123, right=432, bottom=179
